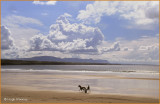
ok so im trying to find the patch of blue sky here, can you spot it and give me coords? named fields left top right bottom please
left=1, top=1, right=94, bottom=35
left=94, top=11, right=159, bottom=41
left=2, top=1, right=158, bottom=40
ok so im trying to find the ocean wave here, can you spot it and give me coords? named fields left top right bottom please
left=1, top=68, right=159, bottom=75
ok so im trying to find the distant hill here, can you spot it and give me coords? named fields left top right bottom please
left=16, top=56, right=109, bottom=64
left=1, top=59, right=113, bottom=65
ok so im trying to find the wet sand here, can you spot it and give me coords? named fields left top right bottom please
left=1, top=87, right=159, bottom=103
left=88, top=75, right=159, bottom=80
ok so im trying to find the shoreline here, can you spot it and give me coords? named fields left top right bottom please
left=2, top=87, right=159, bottom=103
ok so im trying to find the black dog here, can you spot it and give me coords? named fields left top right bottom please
left=78, top=85, right=90, bottom=93
left=78, top=85, right=86, bottom=91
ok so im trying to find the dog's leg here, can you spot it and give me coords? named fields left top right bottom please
left=85, top=89, right=87, bottom=93
left=79, top=87, right=81, bottom=91
left=82, top=87, right=87, bottom=93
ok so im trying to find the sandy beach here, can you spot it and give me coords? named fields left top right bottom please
left=1, top=65, right=159, bottom=103
left=2, top=86, right=159, bottom=103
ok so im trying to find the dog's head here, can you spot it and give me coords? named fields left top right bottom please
left=78, top=85, right=81, bottom=87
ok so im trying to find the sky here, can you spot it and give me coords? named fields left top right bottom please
left=1, top=1, right=159, bottom=65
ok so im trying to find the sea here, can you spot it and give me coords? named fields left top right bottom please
left=1, top=65, right=159, bottom=98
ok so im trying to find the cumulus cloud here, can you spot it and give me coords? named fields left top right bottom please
left=100, top=42, right=120, bottom=53
left=1, top=26, right=20, bottom=59
left=2, top=50, right=19, bottom=59
left=2, top=15, right=42, bottom=49
left=30, top=34, right=55, bottom=51
left=122, top=44, right=159, bottom=64
left=1, top=26, right=14, bottom=50
left=91, top=34, right=159, bottom=65
left=117, top=36, right=159, bottom=64
left=33, top=1, right=57, bottom=5
left=77, top=1, right=159, bottom=25
left=29, top=13, right=104, bottom=54
left=138, top=44, right=159, bottom=60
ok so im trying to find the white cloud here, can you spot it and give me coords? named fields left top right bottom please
left=106, top=35, right=159, bottom=64
left=3, top=15, right=43, bottom=26
left=30, top=34, right=54, bottom=51
left=77, top=1, right=159, bottom=26
left=29, top=13, right=104, bottom=54
left=1, top=26, right=14, bottom=50
left=1, top=47, right=19, bottom=59
left=2, top=15, right=42, bottom=48
left=1, top=26, right=20, bottom=59
left=80, top=34, right=158, bottom=65
left=77, top=1, right=119, bottom=24
left=33, top=1, right=57, bottom=5
left=101, top=42, right=120, bottom=53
